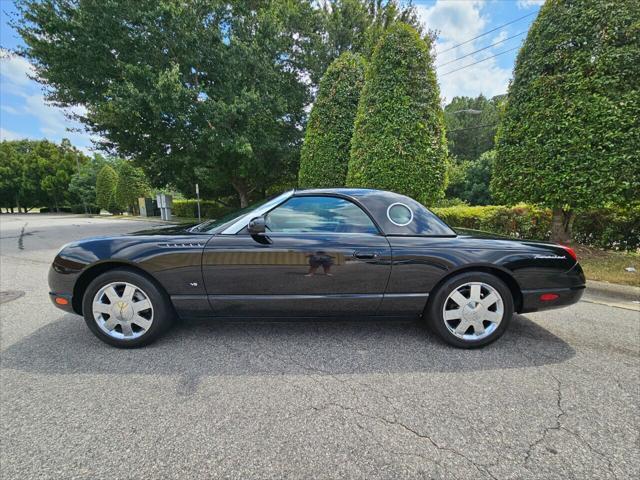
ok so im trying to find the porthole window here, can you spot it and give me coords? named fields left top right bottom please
left=387, top=203, right=413, bottom=226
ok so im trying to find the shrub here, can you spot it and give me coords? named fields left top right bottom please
left=573, top=208, right=640, bottom=251
left=432, top=204, right=552, bottom=241
left=114, top=161, right=150, bottom=213
left=347, top=23, right=447, bottom=204
left=172, top=200, right=233, bottom=220
left=492, top=0, right=640, bottom=242
left=298, top=52, right=366, bottom=188
left=432, top=204, right=640, bottom=250
left=95, top=165, right=119, bottom=213
left=446, top=150, right=494, bottom=206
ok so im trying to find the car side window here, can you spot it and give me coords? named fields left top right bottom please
left=265, top=196, right=378, bottom=234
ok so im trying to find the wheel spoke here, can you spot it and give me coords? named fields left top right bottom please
left=481, top=293, right=498, bottom=309
left=444, top=309, right=462, bottom=321
left=104, top=286, right=120, bottom=304
left=473, top=322, right=485, bottom=335
left=120, top=322, right=134, bottom=337
left=103, top=317, right=119, bottom=331
left=94, top=303, right=111, bottom=314
left=455, top=321, right=470, bottom=335
left=132, top=315, right=152, bottom=331
left=450, top=290, right=468, bottom=307
left=122, top=285, right=136, bottom=302
left=132, top=299, right=151, bottom=313
left=470, top=284, right=481, bottom=302
left=485, top=310, right=502, bottom=323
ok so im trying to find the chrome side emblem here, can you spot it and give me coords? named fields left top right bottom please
left=189, top=282, right=199, bottom=287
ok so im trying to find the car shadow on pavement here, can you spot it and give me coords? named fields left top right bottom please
left=2, top=314, right=574, bottom=387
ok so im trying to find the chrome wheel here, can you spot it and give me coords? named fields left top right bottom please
left=442, top=282, right=504, bottom=341
left=92, top=282, right=154, bottom=340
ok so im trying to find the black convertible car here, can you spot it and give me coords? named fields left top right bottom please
left=49, top=188, right=585, bottom=348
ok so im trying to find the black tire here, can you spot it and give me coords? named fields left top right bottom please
left=426, top=272, right=514, bottom=349
left=82, top=268, right=174, bottom=348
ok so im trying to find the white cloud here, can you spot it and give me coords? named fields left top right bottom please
left=517, top=0, right=545, bottom=8
left=416, top=0, right=513, bottom=101
left=0, top=48, right=35, bottom=86
left=0, top=127, right=27, bottom=141
left=492, top=30, right=509, bottom=45
left=0, top=48, right=97, bottom=152
left=1, top=105, right=20, bottom=115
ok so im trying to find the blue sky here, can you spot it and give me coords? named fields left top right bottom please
left=0, top=0, right=544, bottom=153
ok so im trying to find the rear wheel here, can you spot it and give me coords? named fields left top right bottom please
left=426, top=272, right=513, bottom=348
left=82, top=268, right=173, bottom=348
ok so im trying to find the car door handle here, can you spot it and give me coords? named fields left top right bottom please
left=353, top=251, right=379, bottom=260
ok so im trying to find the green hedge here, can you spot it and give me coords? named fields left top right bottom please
left=432, top=204, right=639, bottom=250
left=172, top=200, right=233, bottom=220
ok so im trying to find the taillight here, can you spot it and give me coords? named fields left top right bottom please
left=560, top=245, right=577, bottom=262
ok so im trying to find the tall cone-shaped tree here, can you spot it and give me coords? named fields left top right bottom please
left=347, top=23, right=447, bottom=204
left=95, top=165, right=118, bottom=213
left=492, top=0, right=640, bottom=243
left=299, top=52, right=366, bottom=188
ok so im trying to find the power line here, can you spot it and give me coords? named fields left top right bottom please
left=439, top=46, right=521, bottom=77
left=436, top=31, right=526, bottom=68
left=436, top=11, right=536, bottom=55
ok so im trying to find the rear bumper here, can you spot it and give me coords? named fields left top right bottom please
left=520, top=285, right=585, bottom=313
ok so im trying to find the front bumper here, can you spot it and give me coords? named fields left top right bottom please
left=520, top=285, right=585, bottom=313
left=48, top=291, right=76, bottom=313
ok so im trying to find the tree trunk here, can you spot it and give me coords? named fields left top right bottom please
left=232, top=179, right=251, bottom=208
left=551, top=208, right=575, bottom=244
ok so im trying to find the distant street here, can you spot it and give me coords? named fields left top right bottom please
left=1, top=214, right=638, bottom=479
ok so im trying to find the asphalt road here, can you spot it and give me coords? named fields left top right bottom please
left=1, top=214, right=638, bottom=480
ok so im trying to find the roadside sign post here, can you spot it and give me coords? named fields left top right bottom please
left=196, top=183, right=201, bottom=222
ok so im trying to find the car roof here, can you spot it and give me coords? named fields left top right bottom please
left=292, top=188, right=456, bottom=236
left=294, top=188, right=382, bottom=197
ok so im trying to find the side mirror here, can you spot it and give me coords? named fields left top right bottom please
left=248, top=216, right=266, bottom=235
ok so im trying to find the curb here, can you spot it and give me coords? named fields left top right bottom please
left=585, top=280, right=639, bottom=302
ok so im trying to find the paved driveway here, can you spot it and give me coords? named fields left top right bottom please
left=1, top=214, right=638, bottom=479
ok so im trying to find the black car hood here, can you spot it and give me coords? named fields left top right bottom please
left=127, top=223, right=198, bottom=236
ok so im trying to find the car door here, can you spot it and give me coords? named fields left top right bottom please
left=201, top=195, right=392, bottom=316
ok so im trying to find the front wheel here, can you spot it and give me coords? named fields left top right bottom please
left=426, top=272, right=514, bottom=348
left=82, top=268, right=173, bottom=348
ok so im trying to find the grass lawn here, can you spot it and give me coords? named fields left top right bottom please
left=575, top=245, right=639, bottom=287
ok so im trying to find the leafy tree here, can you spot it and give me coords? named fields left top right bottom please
left=15, top=0, right=321, bottom=207
left=299, top=52, right=365, bottom=188
left=0, top=141, right=23, bottom=212
left=314, top=1, right=423, bottom=82
left=0, top=139, right=85, bottom=211
left=347, top=23, right=447, bottom=204
left=446, top=150, right=494, bottom=206
left=492, top=0, right=640, bottom=243
left=444, top=95, right=504, bottom=161
left=95, top=165, right=119, bottom=213
left=69, top=154, right=108, bottom=213
left=114, top=161, right=150, bottom=213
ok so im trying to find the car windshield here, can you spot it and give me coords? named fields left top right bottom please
left=188, top=196, right=275, bottom=234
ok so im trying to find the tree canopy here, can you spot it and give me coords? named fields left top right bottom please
left=298, top=52, right=366, bottom=188
left=492, top=0, right=640, bottom=241
left=0, top=139, right=87, bottom=211
left=347, top=23, right=447, bottom=204
left=95, top=165, right=119, bottom=213
left=444, top=95, right=504, bottom=161
left=114, top=161, right=150, bottom=213
left=14, top=0, right=423, bottom=207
